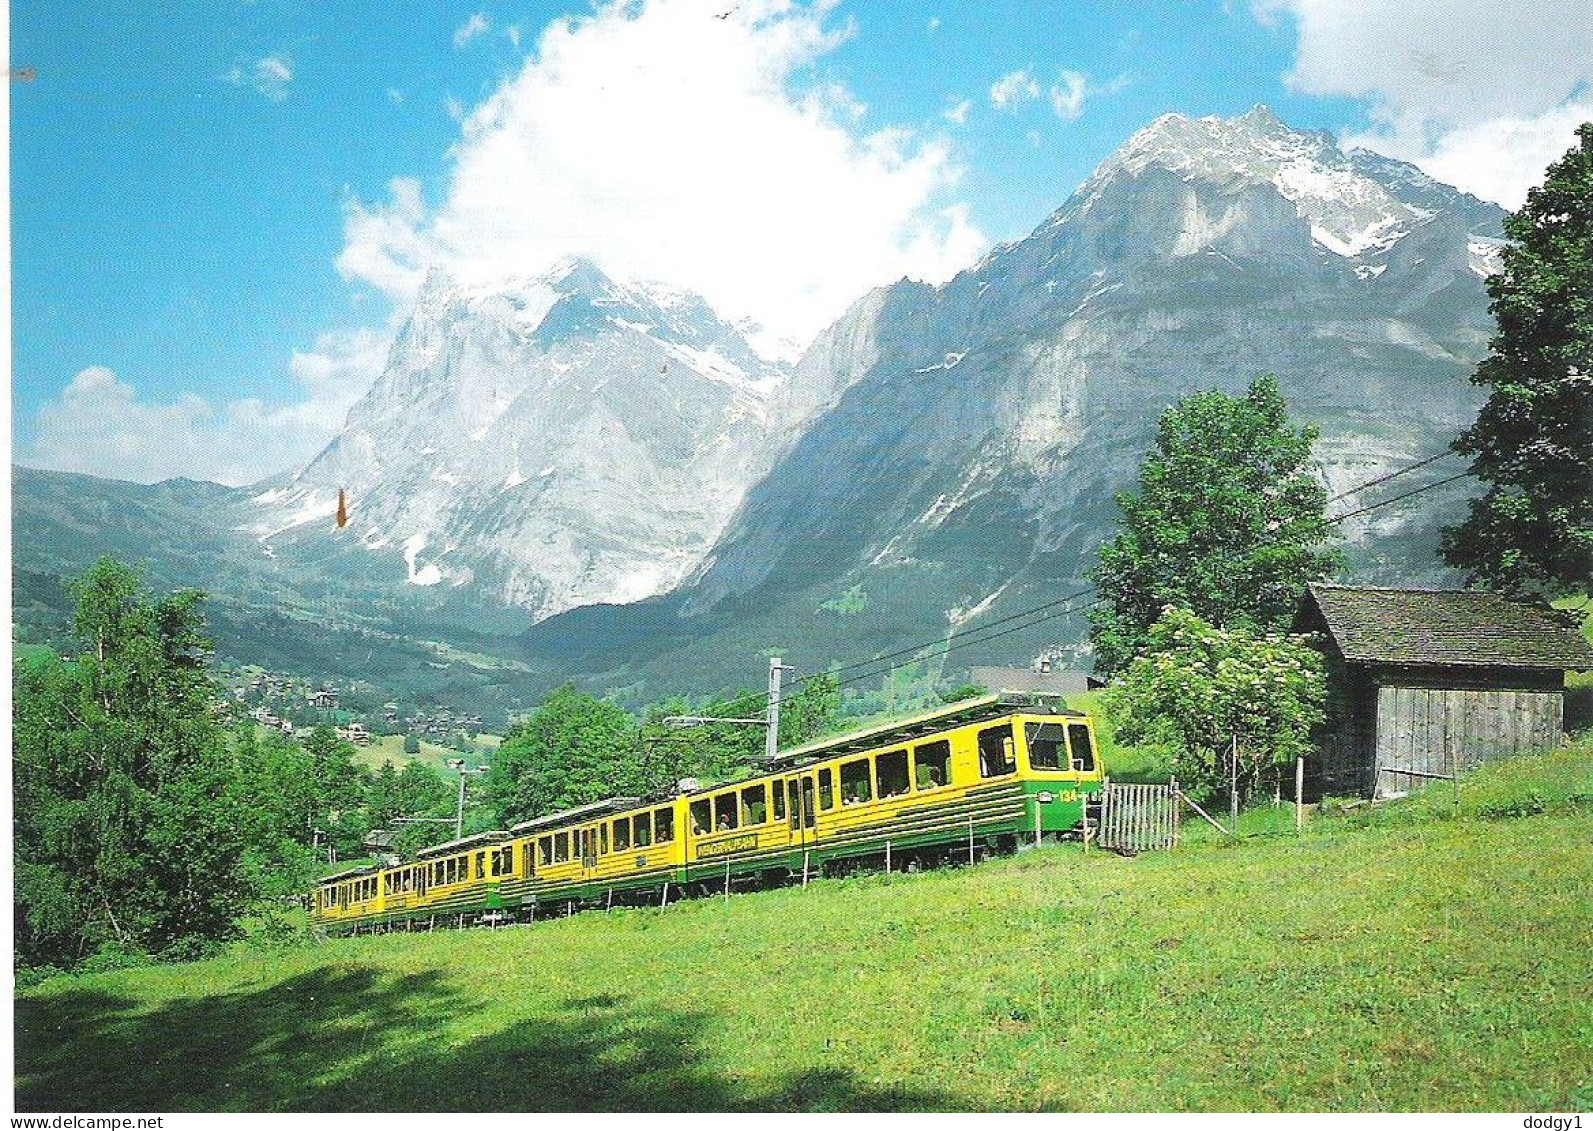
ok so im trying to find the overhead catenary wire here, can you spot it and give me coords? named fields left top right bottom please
left=1325, top=449, right=1458, bottom=503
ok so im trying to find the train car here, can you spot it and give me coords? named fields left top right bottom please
left=311, top=694, right=1103, bottom=935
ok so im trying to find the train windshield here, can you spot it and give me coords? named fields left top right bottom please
left=1025, top=722, right=1067, bottom=770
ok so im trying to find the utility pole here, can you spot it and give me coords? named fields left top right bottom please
left=663, top=655, right=789, bottom=764
left=766, top=656, right=783, bottom=763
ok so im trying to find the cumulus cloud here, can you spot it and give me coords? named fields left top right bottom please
left=226, top=54, right=294, bottom=102
left=943, top=98, right=972, bottom=125
left=337, top=0, right=985, bottom=350
left=990, top=69, right=1041, bottom=110
left=1254, top=0, right=1593, bottom=206
left=24, top=330, right=389, bottom=486
left=453, top=12, right=490, bottom=49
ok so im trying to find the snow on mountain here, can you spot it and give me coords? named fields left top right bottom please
left=247, top=257, right=841, bottom=625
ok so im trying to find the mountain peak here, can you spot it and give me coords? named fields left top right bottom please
left=1075, top=107, right=1443, bottom=259
left=1236, top=103, right=1286, bottom=132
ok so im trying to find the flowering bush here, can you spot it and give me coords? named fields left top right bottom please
left=1104, top=606, right=1326, bottom=802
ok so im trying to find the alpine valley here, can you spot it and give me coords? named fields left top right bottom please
left=14, top=107, right=1506, bottom=716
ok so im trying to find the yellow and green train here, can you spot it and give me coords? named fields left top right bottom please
left=311, top=694, right=1103, bottom=934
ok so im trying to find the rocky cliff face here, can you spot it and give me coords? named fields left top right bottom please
left=248, top=259, right=836, bottom=624
left=658, top=107, right=1504, bottom=673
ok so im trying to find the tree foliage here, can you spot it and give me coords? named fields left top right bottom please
left=13, top=559, right=255, bottom=966
left=1104, top=607, right=1327, bottom=802
left=1089, top=375, right=1340, bottom=677
left=485, top=686, right=644, bottom=826
left=639, top=672, right=842, bottom=792
left=1441, top=125, right=1593, bottom=595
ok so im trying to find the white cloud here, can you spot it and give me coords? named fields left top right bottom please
left=24, top=330, right=389, bottom=486
left=507, top=25, right=522, bottom=49
left=226, top=54, right=294, bottom=102
left=1255, top=0, right=1593, bottom=206
left=453, top=12, right=491, bottom=49
left=337, top=0, right=985, bottom=349
left=990, top=69, right=1040, bottom=110
left=943, top=98, right=971, bottom=125
left=387, top=87, right=405, bottom=106
left=927, top=16, right=940, bottom=31
left=1049, top=71, right=1087, bottom=121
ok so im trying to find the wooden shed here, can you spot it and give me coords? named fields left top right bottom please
left=1293, top=584, right=1593, bottom=798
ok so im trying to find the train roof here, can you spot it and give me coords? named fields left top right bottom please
left=766, top=692, right=1084, bottom=770
left=412, top=830, right=509, bottom=860
left=510, top=797, right=643, bottom=836
left=317, top=864, right=379, bottom=885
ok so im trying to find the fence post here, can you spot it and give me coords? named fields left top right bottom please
left=968, top=814, right=975, bottom=863
left=1295, top=757, right=1305, bottom=832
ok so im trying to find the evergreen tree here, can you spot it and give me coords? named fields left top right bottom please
left=1089, top=375, right=1340, bottom=677
left=1441, top=125, right=1593, bottom=595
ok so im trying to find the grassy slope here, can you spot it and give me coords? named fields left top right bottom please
left=350, top=733, right=496, bottom=774
left=16, top=748, right=1593, bottom=1112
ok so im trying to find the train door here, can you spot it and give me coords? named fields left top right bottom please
left=580, top=827, right=598, bottom=876
left=787, top=775, right=817, bottom=846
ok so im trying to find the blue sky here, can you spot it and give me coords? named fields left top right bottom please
left=12, top=0, right=1592, bottom=485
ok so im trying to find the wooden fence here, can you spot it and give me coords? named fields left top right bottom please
left=1095, top=780, right=1179, bottom=854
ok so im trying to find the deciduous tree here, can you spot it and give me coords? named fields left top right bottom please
left=1442, top=124, right=1593, bottom=595
left=1104, top=607, right=1326, bottom=804
left=1089, top=375, right=1340, bottom=677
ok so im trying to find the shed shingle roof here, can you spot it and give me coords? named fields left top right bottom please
left=1302, top=584, right=1593, bottom=670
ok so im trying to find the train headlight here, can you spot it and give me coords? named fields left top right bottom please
left=1036, top=791, right=1054, bottom=804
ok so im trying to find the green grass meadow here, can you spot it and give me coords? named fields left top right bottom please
left=15, top=743, right=1593, bottom=1112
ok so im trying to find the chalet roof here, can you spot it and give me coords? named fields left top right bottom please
left=1299, top=584, right=1593, bottom=670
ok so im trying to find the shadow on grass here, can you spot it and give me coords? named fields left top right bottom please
left=16, top=967, right=960, bottom=1112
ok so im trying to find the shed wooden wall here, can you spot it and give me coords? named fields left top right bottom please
left=1372, top=686, right=1563, bottom=797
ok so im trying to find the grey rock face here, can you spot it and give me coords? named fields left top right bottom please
left=248, top=259, right=820, bottom=622
left=673, top=108, right=1504, bottom=654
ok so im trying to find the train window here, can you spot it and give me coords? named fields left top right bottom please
left=690, top=798, right=711, bottom=835
left=773, top=781, right=787, bottom=820
left=877, top=750, right=910, bottom=798
left=615, top=818, right=631, bottom=851
left=840, top=759, right=873, bottom=805
left=496, top=846, right=514, bottom=875
left=713, top=792, right=739, bottom=831
left=538, top=837, right=552, bottom=867
left=1067, top=724, right=1096, bottom=772
left=818, top=767, right=835, bottom=810
left=655, top=807, right=674, bottom=843
left=741, top=784, right=767, bottom=825
left=599, top=824, right=610, bottom=854
left=635, top=812, right=653, bottom=848
left=979, top=724, right=1016, bottom=778
left=476, top=852, right=487, bottom=880
left=554, top=831, right=570, bottom=863
left=1026, top=722, right=1066, bottom=770
left=915, top=740, right=950, bottom=789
